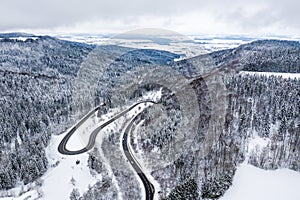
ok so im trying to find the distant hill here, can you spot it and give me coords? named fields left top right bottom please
left=209, top=39, right=300, bottom=73
left=171, top=39, right=300, bottom=79
left=0, top=32, right=36, bottom=38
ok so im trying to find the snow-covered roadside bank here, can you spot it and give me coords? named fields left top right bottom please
left=0, top=190, right=39, bottom=200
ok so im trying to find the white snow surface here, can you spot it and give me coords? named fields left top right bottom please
left=0, top=190, right=39, bottom=200
left=246, top=131, right=270, bottom=161
left=240, top=71, right=300, bottom=79
left=9, top=37, right=39, bottom=41
left=41, top=133, right=100, bottom=200
left=220, top=163, right=300, bottom=200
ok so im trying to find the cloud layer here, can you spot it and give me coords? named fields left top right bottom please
left=1, top=0, right=300, bottom=36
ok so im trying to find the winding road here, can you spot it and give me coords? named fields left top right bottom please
left=122, top=115, right=155, bottom=200
left=58, top=101, right=158, bottom=200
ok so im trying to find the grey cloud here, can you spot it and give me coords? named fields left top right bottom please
left=0, top=0, right=206, bottom=30
left=217, top=0, right=300, bottom=34
left=0, top=0, right=299, bottom=35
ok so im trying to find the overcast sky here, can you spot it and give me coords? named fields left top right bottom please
left=1, top=0, right=300, bottom=36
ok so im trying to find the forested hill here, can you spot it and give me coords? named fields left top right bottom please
left=0, top=34, right=179, bottom=190
left=0, top=34, right=94, bottom=76
left=0, top=35, right=93, bottom=189
left=186, top=39, right=300, bottom=74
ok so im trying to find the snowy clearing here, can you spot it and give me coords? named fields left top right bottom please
left=220, top=163, right=300, bottom=200
left=42, top=133, right=100, bottom=200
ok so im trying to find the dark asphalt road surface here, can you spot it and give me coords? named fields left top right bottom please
left=122, top=116, right=155, bottom=200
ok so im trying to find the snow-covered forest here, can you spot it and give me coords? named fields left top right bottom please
left=0, top=36, right=93, bottom=190
left=0, top=35, right=299, bottom=200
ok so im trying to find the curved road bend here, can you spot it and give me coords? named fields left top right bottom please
left=57, top=106, right=100, bottom=154
left=58, top=100, right=158, bottom=155
left=122, top=115, right=155, bottom=200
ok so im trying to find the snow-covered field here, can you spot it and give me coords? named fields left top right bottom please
left=193, top=38, right=250, bottom=52
left=220, top=163, right=300, bottom=200
left=42, top=133, right=100, bottom=200
left=57, top=34, right=253, bottom=59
